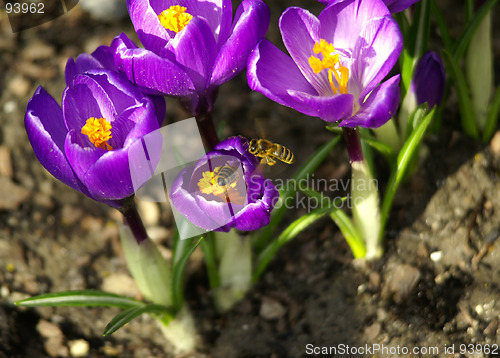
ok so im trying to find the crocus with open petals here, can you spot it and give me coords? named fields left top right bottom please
left=25, top=68, right=165, bottom=207
left=170, top=136, right=278, bottom=232
left=248, top=0, right=403, bottom=128
left=113, top=0, right=270, bottom=116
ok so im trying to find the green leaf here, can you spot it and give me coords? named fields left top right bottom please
left=171, top=236, right=203, bottom=311
left=380, top=107, right=435, bottom=238
left=200, top=231, right=221, bottom=289
left=252, top=136, right=341, bottom=252
left=483, top=85, right=500, bottom=142
left=400, top=0, right=431, bottom=91
left=442, top=50, right=479, bottom=139
left=303, top=189, right=365, bottom=258
left=453, top=0, right=499, bottom=60
left=15, top=290, right=143, bottom=309
left=412, top=0, right=431, bottom=64
left=430, top=0, right=453, bottom=52
left=103, top=304, right=174, bottom=336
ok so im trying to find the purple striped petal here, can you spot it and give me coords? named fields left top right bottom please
left=148, top=0, right=232, bottom=45
left=279, top=7, right=326, bottom=95
left=339, top=74, right=400, bottom=128
left=112, top=33, right=194, bottom=97
left=319, top=0, right=390, bottom=50
left=167, top=17, right=217, bottom=92
left=84, top=146, right=136, bottom=200
left=247, top=40, right=317, bottom=112
left=211, top=0, right=270, bottom=87
left=352, top=15, right=402, bottom=101
left=62, top=75, right=115, bottom=133
left=25, top=87, right=87, bottom=194
left=228, top=179, right=277, bottom=231
left=127, top=0, right=172, bottom=54
left=170, top=166, right=222, bottom=230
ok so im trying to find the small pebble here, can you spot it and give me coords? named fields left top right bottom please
left=21, top=40, right=55, bottom=60
left=430, top=251, right=443, bottom=262
left=37, top=320, right=63, bottom=339
left=137, top=201, right=160, bottom=226
left=15, top=61, right=57, bottom=80
left=101, top=273, right=139, bottom=297
left=387, top=264, right=421, bottom=303
left=0, top=177, right=30, bottom=210
left=45, top=337, right=69, bottom=357
left=0, top=146, right=13, bottom=177
left=69, top=339, right=90, bottom=357
left=490, top=131, right=500, bottom=155
left=259, top=297, right=286, bottom=320
left=3, top=100, right=17, bottom=114
left=364, top=322, right=381, bottom=340
left=103, top=344, right=121, bottom=356
left=8, top=74, right=32, bottom=97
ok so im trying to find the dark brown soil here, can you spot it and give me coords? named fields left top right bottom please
left=1, top=1, right=500, bottom=357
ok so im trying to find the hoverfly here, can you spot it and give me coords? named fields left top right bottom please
left=248, top=138, right=296, bottom=166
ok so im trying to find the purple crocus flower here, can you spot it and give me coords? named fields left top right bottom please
left=248, top=0, right=403, bottom=128
left=412, top=51, right=445, bottom=108
left=113, top=0, right=270, bottom=116
left=25, top=66, right=165, bottom=207
left=170, top=136, right=278, bottom=232
left=318, top=0, right=420, bottom=13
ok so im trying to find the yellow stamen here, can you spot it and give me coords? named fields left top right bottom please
left=81, top=117, right=113, bottom=150
left=308, top=39, right=350, bottom=94
left=158, top=5, right=193, bottom=33
left=197, top=166, right=245, bottom=204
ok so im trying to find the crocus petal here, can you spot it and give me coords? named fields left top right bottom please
left=319, top=0, right=390, bottom=50
left=167, top=17, right=217, bottom=92
left=127, top=0, right=172, bottom=54
left=211, top=0, right=270, bottom=87
left=339, top=74, right=400, bottom=128
left=123, top=100, right=161, bottom=147
left=170, top=166, right=222, bottom=230
left=84, top=70, right=143, bottom=114
left=248, top=40, right=317, bottom=112
left=65, top=55, right=102, bottom=87
left=84, top=146, right=136, bottom=200
left=91, top=45, right=117, bottom=71
left=287, top=90, right=353, bottom=122
left=150, top=95, right=167, bottom=126
left=229, top=179, right=278, bottom=231
left=25, top=87, right=87, bottom=194
left=383, top=0, right=420, bottom=13
left=279, top=7, right=325, bottom=94
left=148, top=0, right=232, bottom=45
left=62, top=74, right=116, bottom=132
left=65, top=130, right=106, bottom=183
left=112, top=33, right=194, bottom=96
left=351, top=15, right=402, bottom=101
left=65, top=46, right=117, bottom=88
